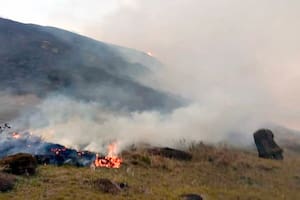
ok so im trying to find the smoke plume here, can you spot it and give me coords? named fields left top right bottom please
left=94, top=0, right=300, bottom=130
left=2, top=0, right=300, bottom=153
left=9, top=93, right=268, bottom=153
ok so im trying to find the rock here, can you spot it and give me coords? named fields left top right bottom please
left=118, top=182, right=128, bottom=189
left=148, top=147, right=192, bottom=161
left=0, top=173, right=16, bottom=192
left=253, top=129, right=283, bottom=160
left=93, top=178, right=121, bottom=194
left=0, top=153, right=38, bottom=175
left=180, top=194, right=203, bottom=200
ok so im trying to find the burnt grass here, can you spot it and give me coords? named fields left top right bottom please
left=0, top=143, right=299, bottom=200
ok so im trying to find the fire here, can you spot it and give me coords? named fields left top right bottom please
left=12, top=132, right=21, bottom=139
left=94, top=143, right=123, bottom=168
left=147, top=51, right=153, bottom=56
left=51, top=147, right=66, bottom=155
left=78, top=151, right=84, bottom=156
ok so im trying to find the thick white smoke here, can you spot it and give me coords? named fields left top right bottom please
left=11, top=94, right=268, bottom=153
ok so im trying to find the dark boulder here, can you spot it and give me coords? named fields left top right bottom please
left=180, top=194, right=203, bottom=200
left=0, top=153, right=38, bottom=175
left=0, top=173, right=16, bottom=192
left=148, top=147, right=192, bottom=161
left=253, top=129, right=283, bottom=160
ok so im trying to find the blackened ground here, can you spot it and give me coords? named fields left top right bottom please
left=0, top=132, right=96, bottom=167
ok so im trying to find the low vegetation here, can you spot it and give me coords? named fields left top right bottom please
left=0, top=143, right=299, bottom=200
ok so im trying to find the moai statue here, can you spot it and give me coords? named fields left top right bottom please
left=253, top=129, right=283, bottom=160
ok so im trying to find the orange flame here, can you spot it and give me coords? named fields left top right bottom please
left=147, top=51, right=153, bottom=56
left=51, top=147, right=66, bottom=155
left=12, top=132, right=21, bottom=139
left=78, top=151, right=84, bottom=156
left=94, top=142, right=123, bottom=168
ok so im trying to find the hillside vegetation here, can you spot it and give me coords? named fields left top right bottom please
left=0, top=143, right=299, bottom=200
left=0, top=17, right=182, bottom=112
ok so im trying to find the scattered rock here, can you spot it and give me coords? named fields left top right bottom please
left=253, top=129, right=283, bottom=160
left=180, top=194, right=203, bottom=200
left=118, top=182, right=128, bottom=189
left=0, top=173, right=16, bottom=192
left=0, top=153, right=38, bottom=175
left=148, top=147, right=192, bottom=161
left=93, top=178, right=122, bottom=194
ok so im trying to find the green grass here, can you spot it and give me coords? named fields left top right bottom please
left=0, top=144, right=299, bottom=200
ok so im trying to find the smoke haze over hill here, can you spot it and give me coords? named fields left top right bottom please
left=1, top=1, right=300, bottom=153
left=95, top=0, right=300, bottom=130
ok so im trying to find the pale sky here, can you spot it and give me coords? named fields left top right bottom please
left=0, top=0, right=124, bottom=33
left=1, top=0, right=300, bottom=130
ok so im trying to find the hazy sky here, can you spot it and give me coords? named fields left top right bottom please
left=0, top=0, right=121, bottom=31
left=1, top=0, right=300, bottom=130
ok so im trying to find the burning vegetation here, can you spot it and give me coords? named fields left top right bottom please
left=1, top=126, right=300, bottom=199
left=93, top=143, right=123, bottom=168
left=0, top=128, right=125, bottom=168
left=51, top=147, right=67, bottom=155
left=12, top=132, right=21, bottom=139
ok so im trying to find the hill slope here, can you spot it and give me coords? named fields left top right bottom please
left=0, top=18, right=182, bottom=111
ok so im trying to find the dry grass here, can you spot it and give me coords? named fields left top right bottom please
left=0, top=144, right=299, bottom=199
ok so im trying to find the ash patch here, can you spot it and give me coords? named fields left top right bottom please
left=0, top=131, right=96, bottom=167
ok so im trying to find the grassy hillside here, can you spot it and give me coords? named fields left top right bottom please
left=0, top=144, right=299, bottom=200
left=0, top=18, right=182, bottom=112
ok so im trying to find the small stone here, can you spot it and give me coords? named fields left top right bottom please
left=180, top=193, right=203, bottom=200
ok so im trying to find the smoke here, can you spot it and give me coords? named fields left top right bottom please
left=2, top=0, right=300, bottom=153
left=92, top=0, right=300, bottom=130
left=10, top=93, right=267, bottom=153
left=0, top=92, right=40, bottom=122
